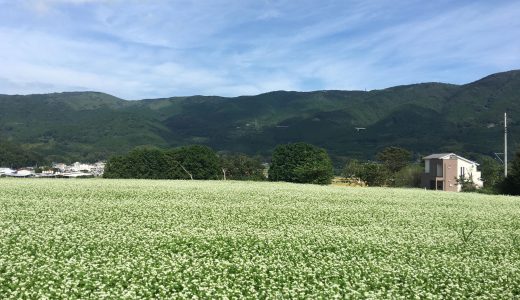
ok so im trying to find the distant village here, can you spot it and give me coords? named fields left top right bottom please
left=0, top=162, right=105, bottom=178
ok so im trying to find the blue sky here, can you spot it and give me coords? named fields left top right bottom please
left=0, top=0, right=519, bottom=99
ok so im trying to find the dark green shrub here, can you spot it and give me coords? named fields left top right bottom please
left=269, top=142, right=333, bottom=185
left=166, top=145, right=220, bottom=180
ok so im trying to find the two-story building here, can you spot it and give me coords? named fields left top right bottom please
left=421, top=153, right=483, bottom=192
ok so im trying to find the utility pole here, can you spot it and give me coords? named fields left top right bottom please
left=505, top=112, right=508, bottom=177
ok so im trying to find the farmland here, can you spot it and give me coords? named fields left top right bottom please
left=0, top=179, right=519, bottom=298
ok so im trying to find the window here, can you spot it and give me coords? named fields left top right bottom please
left=425, top=160, right=430, bottom=173
left=460, top=167, right=465, bottom=177
left=436, top=162, right=443, bottom=177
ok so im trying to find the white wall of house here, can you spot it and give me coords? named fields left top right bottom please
left=456, top=159, right=483, bottom=191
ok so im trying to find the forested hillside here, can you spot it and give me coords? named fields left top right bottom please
left=1, top=70, right=519, bottom=163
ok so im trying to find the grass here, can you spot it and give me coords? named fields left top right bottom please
left=0, top=179, right=519, bottom=298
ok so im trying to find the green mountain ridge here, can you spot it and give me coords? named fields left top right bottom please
left=1, top=70, right=519, bottom=163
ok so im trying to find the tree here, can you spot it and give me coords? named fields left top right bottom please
left=376, top=146, right=412, bottom=173
left=103, top=147, right=169, bottom=179
left=103, top=155, right=129, bottom=178
left=343, top=159, right=363, bottom=178
left=166, top=145, right=220, bottom=180
left=393, top=164, right=423, bottom=187
left=343, top=160, right=390, bottom=186
left=456, top=173, right=478, bottom=192
left=104, top=145, right=220, bottom=180
left=220, top=153, right=265, bottom=181
left=269, top=142, right=333, bottom=184
left=129, top=147, right=169, bottom=179
left=499, top=150, right=520, bottom=195
left=479, top=156, right=503, bottom=189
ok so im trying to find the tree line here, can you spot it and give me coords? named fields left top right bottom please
left=103, top=142, right=520, bottom=194
left=3, top=136, right=520, bottom=194
left=103, top=143, right=420, bottom=186
left=103, top=145, right=266, bottom=180
left=104, top=143, right=334, bottom=184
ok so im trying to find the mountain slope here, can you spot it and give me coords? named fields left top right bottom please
left=0, top=70, right=519, bottom=163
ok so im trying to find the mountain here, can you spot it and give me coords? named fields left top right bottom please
left=1, top=70, right=520, bottom=164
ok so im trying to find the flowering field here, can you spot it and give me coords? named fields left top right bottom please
left=0, top=179, right=519, bottom=298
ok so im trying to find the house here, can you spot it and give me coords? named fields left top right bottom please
left=53, top=163, right=67, bottom=172
left=0, top=168, right=16, bottom=176
left=51, top=161, right=105, bottom=176
left=6, top=169, right=35, bottom=178
left=421, top=153, right=483, bottom=192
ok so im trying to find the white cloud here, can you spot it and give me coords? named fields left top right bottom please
left=23, top=0, right=114, bottom=15
left=0, top=0, right=518, bottom=98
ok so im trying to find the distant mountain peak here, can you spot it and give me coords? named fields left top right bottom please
left=467, top=69, right=520, bottom=86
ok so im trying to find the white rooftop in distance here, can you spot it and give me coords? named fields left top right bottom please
left=423, top=153, right=479, bottom=166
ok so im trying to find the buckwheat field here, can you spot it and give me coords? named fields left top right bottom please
left=1, top=179, right=519, bottom=299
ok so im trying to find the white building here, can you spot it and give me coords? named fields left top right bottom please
left=0, top=168, right=16, bottom=176
left=421, top=153, right=483, bottom=192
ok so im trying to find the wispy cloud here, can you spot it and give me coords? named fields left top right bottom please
left=0, top=0, right=518, bottom=98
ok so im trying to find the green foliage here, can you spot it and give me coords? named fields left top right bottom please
left=269, top=142, right=333, bottom=184
left=453, top=220, right=479, bottom=245
left=376, top=146, right=412, bottom=173
left=104, top=145, right=220, bottom=180
left=456, top=174, right=478, bottom=193
left=479, top=156, right=503, bottom=191
left=103, top=155, right=130, bottom=178
left=344, top=147, right=417, bottom=187
left=393, top=164, right=423, bottom=187
left=342, top=159, right=364, bottom=179
left=0, top=140, right=43, bottom=168
left=371, top=146, right=415, bottom=187
left=104, top=147, right=169, bottom=179
left=2, top=70, right=520, bottom=163
left=220, top=153, right=266, bottom=180
left=343, top=160, right=390, bottom=186
left=499, top=150, right=520, bottom=195
left=167, top=145, right=220, bottom=180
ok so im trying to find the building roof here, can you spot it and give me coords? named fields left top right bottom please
left=423, top=153, right=452, bottom=159
left=423, top=153, right=479, bottom=166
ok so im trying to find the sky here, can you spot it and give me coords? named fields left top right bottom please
left=0, top=0, right=519, bottom=99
